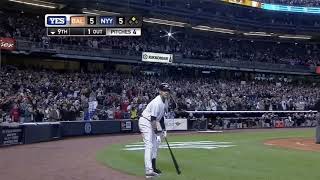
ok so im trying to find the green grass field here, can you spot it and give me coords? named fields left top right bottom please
left=96, top=129, right=320, bottom=180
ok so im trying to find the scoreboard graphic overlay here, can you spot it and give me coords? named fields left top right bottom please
left=45, top=14, right=142, bottom=36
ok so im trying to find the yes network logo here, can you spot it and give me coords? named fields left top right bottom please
left=47, top=16, right=67, bottom=25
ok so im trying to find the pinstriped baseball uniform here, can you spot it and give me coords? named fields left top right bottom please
left=139, top=95, right=168, bottom=173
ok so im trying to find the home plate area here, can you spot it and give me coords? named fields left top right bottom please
left=123, top=141, right=236, bottom=151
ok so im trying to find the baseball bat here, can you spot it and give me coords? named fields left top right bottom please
left=164, top=137, right=181, bottom=175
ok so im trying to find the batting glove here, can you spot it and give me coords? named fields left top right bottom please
left=156, top=135, right=161, bottom=143
left=162, top=130, right=167, bottom=138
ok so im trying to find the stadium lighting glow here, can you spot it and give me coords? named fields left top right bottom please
left=243, top=32, right=272, bottom=37
left=143, top=18, right=187, bottom=27
left=8, top=0, right=57, bottom=9
left=82, top=11, right=100, bottom=15
left=213, top=27, right=234, bottom=32
left=161, top=27, right=179, bottom=42
left=82, top=8, right=120, bottom=15
left=192, top=26, right=235, bottom=34
left=279, top=35, right=312, bottom=40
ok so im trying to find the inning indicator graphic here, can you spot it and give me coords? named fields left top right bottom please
left=45, top=14, right=142, bottom=37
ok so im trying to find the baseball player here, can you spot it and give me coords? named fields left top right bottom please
left=139, top=83, right=170, bottom=178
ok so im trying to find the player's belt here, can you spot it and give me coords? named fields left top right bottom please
left=141, top=116, right=151, bottom=121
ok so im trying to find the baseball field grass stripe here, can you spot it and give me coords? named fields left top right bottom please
left=127, top=141, right=233, bottom=145
left=123, top=145, right=236, bottom=151
left=124, top=141, right=233, bottom=147
left=97, top=129, right=319, bottom=180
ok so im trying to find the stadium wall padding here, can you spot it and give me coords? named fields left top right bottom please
left=0, top=125, right=24, bottom=147
left=0, top=120, right=140, bottom=147
left=23, top=123, right=61, bottom=144
left=60, top=121, right=121, bottom=136
left=59, top=120, right=140, bottom=136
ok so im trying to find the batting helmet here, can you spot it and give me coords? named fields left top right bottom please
left=159, top=83, right=170, bottom=92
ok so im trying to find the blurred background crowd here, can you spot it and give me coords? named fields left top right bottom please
left=1, top=12, right=320, bottom=67
left=1, top=1, right=320, bottom=129
left=0, top=65, right=319, bottom=124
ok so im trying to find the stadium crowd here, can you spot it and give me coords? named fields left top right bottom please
left=257, top=0, right=320, bottom=7
left=1, top=9, right=320, bottom=128
left=206, top=111, right=319, bottom=130
left=1, top=13, right=320, bottom=67
left=0, top=65, right=319, bottom=125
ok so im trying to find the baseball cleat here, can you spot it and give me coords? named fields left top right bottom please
left=154, top=169, right=162, bottom=174
left=145, top=171, right=159, bottom=179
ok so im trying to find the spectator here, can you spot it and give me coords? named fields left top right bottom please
left=10, top=104, right=20, bottom=123
left=69, top=106, right=78, bottom=121
left=114, top=106, right=122, bottom=119
left=49, top=104, right=61, bottom=121
left=61, top=104, right=69, bottom=121
left=130, top=106, right=138, bottom=120
left=107, top=107, right=115, bottom=120
left=0, top=108, right=4, bottom=123
left=34, top=107, right=44, bottom=122
left=23, top=104, right=34, bottom=123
